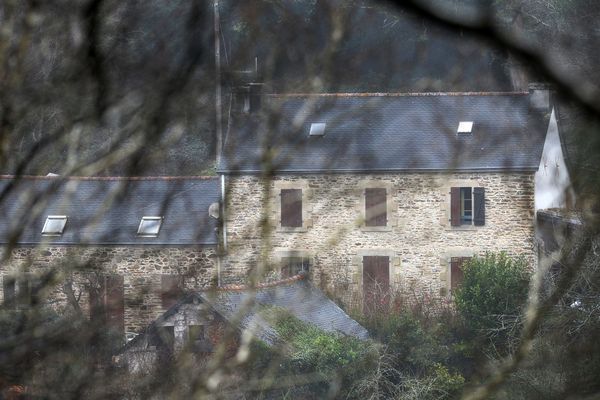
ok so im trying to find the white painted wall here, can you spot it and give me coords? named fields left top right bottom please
left=535, top=109, right=574, bottom=210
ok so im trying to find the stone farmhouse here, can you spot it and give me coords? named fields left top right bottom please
left=218, top=86, right=565, bottom=307
left=0, top=85, right=569, bottom=343
left=0, top=177, right=220, bottom=339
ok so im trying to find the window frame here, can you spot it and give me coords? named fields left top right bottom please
left=365, top=188, right=388, bottom=227
left=2, top=274, right=35, bottom=310
left=449, top=185, right=485, bottom=228
left=273, top=180, right=312, bottom=232
left=137, top=216, right=163, bottom=237
left=358, top=181, right=395, bottom=232
left=280, top=255, right=311, bottom=278
left=449, top=256, right=471, bottom=293
left=41, top=215, right=68, bottom=236
left=280, top=188, right=303, bottom=228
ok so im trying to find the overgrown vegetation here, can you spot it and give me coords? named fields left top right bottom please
left=454, top=252, right=531, bottom=353
left=240, top=252, right=534, bottom=399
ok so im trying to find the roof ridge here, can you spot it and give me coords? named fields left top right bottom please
left=267, top=91, right=529, bottom=98
left=0, top=175, right=219, bottom=181
left=216, top=274, right=306, bottom=291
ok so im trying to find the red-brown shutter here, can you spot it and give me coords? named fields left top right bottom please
left=450, top=187, right=461, bottom=226
left=89, top=278, right=106, bottom=326
left=473, top=187, right=485, bottom=226
left=106, top=275, right=124, bottom=338
left=161, top=275, right=184, bottom=310
left=450, top=257, right=471, bottom=291
left=363, top=256, right=390, bottom=313
left=365, top=188, right=387, bottom=227
left=281, top=189, right=302, bottom=227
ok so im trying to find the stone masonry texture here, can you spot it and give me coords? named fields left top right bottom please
left=223, top=173, right=536, bottom=306
left=0, top=246, right=217, bottom=336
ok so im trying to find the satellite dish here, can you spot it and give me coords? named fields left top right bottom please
left=208, top=202, right=220, bottom=219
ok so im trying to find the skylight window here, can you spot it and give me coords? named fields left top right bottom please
left=309, top=122, right=326, bottom=136
left=457, top=121, right=474, bottom=134
left=137, top=216, right=163, bottom=237
left=42, top=216, right=67, bottom=236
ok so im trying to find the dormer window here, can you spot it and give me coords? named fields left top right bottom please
left=137, top=216, right=163, bottom=237
left=457, top=121, right=473, bottom=135
left=42, top=216, right=67, bottom=236
left=309, top=122, right=326, bottom=137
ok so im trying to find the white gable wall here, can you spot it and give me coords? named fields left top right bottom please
left=535, top=108, right=574, bottom=210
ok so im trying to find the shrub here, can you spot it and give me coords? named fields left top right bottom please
left=454, top=252, right=531, bottom=350
left=250, top=308, right=377, bottom=397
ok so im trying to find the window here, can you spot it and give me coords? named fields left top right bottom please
left=137, top=216, right=163, bottom=237
left=280, top=189, right=302, bottom=228
left=3, top=275, right=35, bottom=309
left=362, top=256, right=390, bottom=313
left=42, top=215, right=67, bottom=235
left=151, top=326, right=175, bottom=358
left=281, top=256, right=310, bottom=278
left=450, top=257, right=471, bottom=291
left=450, top=187, right=485, bottom=226
left=188, top=324, right=213, bottom=353
left=457, top=121, right=473, bottom=134
left=365, top=188, right=387, bottom=227
left=89, top=275, right=124, bottom=337
left=161, top=275, right=184, bottom=310
left=309, top=122, right=326, bottom=136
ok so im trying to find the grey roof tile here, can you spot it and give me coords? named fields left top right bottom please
left=200, top=279, right=369, bottom=344
left=218, top=93, right=549, bottom=173
left=0, top=176, right=219, bottom=245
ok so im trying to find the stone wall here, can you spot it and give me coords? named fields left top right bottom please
left=0, top=246, right=217, bottom=336
left=223, top=173, right=536, bottom=306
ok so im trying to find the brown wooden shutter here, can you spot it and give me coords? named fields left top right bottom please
left=89, top=278, right=106, bottom=326
left=450, top=257, right=471, bottom=291
left=363, top=256, right=390, bottom=313
left=450, top=258, right=463, bottom=291
left=450, top=187, right=461, bottom=226
left=106, top=275, right=124, bottom=338
left=365, top=188, right=387, bottom=227
left=3, top=277, right=16, bottom=309
left=161, top=275, right=184, bottom=310
left=473, top=187, right=485, bottom=226
left=281, top=189, right=302, bottom=227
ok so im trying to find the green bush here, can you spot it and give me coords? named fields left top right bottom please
left=454, top=252, right=531, bottom=350
left=273, top=311, right=372, bottom=374
left=246, top=308, right=378, bottom=397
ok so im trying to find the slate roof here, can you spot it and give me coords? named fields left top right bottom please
left=122, top=276, right=368, bottom=353
left=201, top=277, right=369, bottom=344
left=218, top=92, right=549, bottom=173
left=0, top=176, right=219, bottom=245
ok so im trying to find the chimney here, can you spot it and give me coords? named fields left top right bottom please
left=230, top=57, right=263, bottom=113
left=247, top=82, right=263, bottom=113
left=529, top=82, right=552, bottom=111
left=232, top=82, right=263, bottom=114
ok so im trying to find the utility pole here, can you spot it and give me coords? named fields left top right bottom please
left=214, top=0, right=222, bottom=166
left=214, top=0, right=224, bottom=287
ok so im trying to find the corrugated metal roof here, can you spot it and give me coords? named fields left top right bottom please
left=218, top=93, right=549, bottom=173
left=0, top=176, right=219, bottom=245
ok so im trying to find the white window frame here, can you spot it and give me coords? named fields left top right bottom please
left=41, top=215, right=68, bottom=236
left=137, top=216, right=163, bottom=237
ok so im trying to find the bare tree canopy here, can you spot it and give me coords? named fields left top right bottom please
left=0, top=1, right=599, bottom=399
